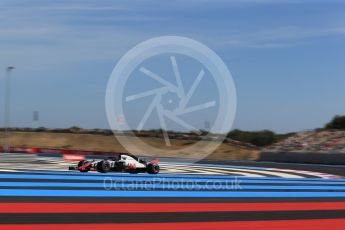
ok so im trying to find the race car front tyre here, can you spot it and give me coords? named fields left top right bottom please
left=97, top=160, right=111, bottom=173
left=78, top=160, right=91, bottom=172
left=147, top=163, right=160, bottom=174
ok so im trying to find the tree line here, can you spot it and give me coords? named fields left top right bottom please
left=2, top=115, right=344, bottom=148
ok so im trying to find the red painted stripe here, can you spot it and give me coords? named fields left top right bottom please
left=1, top=202, right=345, bottom=213
left=0, top=219, right=345, bottom=230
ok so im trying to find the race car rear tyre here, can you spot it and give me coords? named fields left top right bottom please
left=147, top=163, right=160, bottom=174
left=78, top=160, right=90, bottom=172
left=97, top=160, right=111, bottom=173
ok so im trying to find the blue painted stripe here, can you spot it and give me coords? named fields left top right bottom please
left=37, top=154, right=345, bottom=169
left=8, top=170, right=256, bottom=179
left=10, top=170, right=345, bottom=182
left=13, top=169, right=265, bottom=179
left=0, top=189, right=345, bottom=197
left=0, top=182, right=344, bottom=190
left=161, top=161, right=345, bottom=172
left=161, top=161, right=283, bottom=171
left=0, top=173, right=345, bottom=185
left=224, top=160, right=345, bottom=169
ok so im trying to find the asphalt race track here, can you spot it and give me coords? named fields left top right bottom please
left=0, top=154, right=345, bottom=229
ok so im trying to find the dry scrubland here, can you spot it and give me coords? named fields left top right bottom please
left=6, top=131, right=258, bottom=161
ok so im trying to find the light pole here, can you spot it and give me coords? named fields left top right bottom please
left=3, top=66, right=15, bottom=152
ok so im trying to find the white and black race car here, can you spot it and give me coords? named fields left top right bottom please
left=69, top=153, right=160, bottom=174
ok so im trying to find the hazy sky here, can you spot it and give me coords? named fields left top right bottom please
left=0, top=0, right=345, bottom=133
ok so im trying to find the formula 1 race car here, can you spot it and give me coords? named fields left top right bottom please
left=69, top=153, right=160, bottom=174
